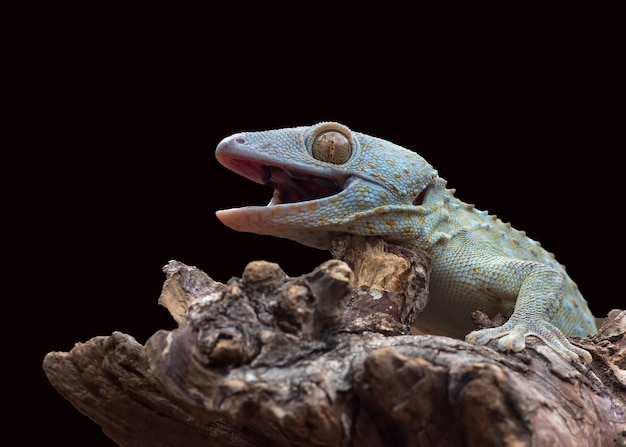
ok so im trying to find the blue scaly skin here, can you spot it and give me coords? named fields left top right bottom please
left=215, top=122, right=596, bottom=363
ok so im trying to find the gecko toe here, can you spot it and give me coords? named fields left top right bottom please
left=465, top=327, right=506, bottom=346
left=496, top=328, right=526, bottom=353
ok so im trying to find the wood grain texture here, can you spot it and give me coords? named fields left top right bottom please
left=43, top=236, right=626, bottom=446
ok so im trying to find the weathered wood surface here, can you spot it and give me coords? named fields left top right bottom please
left=43, top=236, right=626, bottom=446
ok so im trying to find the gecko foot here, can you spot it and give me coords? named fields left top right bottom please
left=465, top=319, right=592, bottom=364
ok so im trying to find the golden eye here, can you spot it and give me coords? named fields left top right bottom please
left=311, top=130, right=352, bottom=164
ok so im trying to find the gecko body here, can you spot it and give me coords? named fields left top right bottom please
left=215, top=122, right=596, bottom=363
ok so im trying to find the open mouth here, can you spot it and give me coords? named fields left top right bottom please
left=226, top=158, right=347, bottom=206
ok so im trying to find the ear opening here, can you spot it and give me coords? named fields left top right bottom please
left=413, top=185, right=430, bottom=206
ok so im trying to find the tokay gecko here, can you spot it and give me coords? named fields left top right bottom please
left=215, top=122, right=596, bottom=363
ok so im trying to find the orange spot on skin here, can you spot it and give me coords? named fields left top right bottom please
left=386, top=220, right=395, bottom=226
left=404, top=169, right=409, bottom=174
left=307, top=202, right=319, bottom=210
left=269, top=208, right=281, bottom=218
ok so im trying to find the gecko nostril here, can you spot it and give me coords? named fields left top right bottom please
left=235, top=138, right=246, bottom=144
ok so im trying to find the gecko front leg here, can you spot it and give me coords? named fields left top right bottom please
left=464, top=256, right=593, bottom=364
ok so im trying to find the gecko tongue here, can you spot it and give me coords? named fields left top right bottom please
left=264, top=166, right=343, bottom=205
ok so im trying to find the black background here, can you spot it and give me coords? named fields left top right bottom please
left=16, top=7, right=622, bottom=446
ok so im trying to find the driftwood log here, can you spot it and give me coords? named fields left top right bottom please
left=43, top=236, right=626, bottom=446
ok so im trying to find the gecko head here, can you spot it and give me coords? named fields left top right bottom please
left=215, top=122, right=438, bottom=249
left=215, top=123, right=352, bottom=208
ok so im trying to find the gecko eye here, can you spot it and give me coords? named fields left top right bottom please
left=311, top=130, right=352, bottom=164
